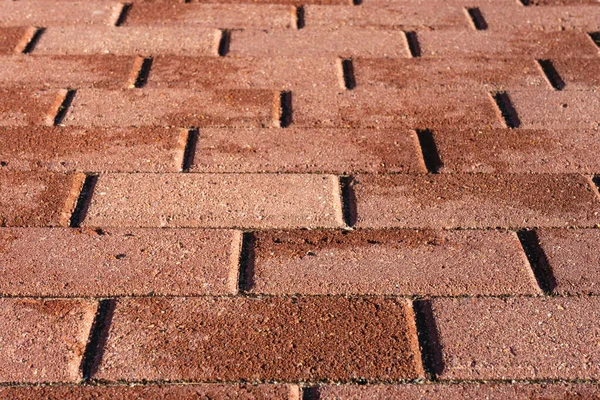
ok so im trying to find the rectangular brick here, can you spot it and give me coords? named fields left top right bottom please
left=0, top=171, right=84, bottom=227
left=33, top=26, right=219, bottom=56
left=418, top=31, right=599, bottom=58
left=0, top=298, right=96, bottom=383
left=125, top=3, right=296, bottom=29
left=316, top=383, right=600, bottom=399
left=353, top=58, right=548, bottom=91
left=190, top=128, right=424, bottom=173
left=482, top=5, right=600, bottom=31
left=435, top=128, right=600, bottom=173
left=0, top=384, right=297, bottom=399
left=0, top=1, right=121, bottom=26
left=248, top=229, right=539, bottom=295
left=0, top=88, right=61, bottom=126
left=190, top=0, right=351, bottom=5
left=229, top=29, right=411, bottom=58
left=428, top=297, right=600, bottom=380
left=61, top=89, right=277, bottom=128
left=551, top=58, right=600, bottom=90
left=83, top=173, right=344, bottom=229
left=304, top=4, right=470, bottom=30
left=351, top=174, right=600, bottom=229
left=94, top=297, right=423, bottom=382
left=537, top=228, right=600, bottom=295
left=0, top=55, right=137, bottom=89
left=509, top=90, right=600, bottom=129
left=146, top=56, right=339, bottom=90
left=0, top=228, right=240, bottom=296
left=0, top=26, right=30, bottom=54
left=0, top=126, right=186, bottom=172
left=293, top=88, right=503, bottom=129
left=522, top=0, right=600, bottom=4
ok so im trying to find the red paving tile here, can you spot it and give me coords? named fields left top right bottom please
left=94, top=297, right=423, bottom=382
left=248, top=229, right=540, bottom=295
left=0, top=298, right=97, bottom=383
left=1, top=0, right=600, bottom=393
left=428, top=297, right=600, bottom=380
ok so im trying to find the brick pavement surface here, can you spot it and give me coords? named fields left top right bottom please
left=1, top=0, right=600, bottom=396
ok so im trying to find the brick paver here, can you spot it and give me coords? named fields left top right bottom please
left=0, top=1, right=120, bottom=27
left=0, top=27, right=31, bottom=54
left=94, top=297, right=423, bottom=382
left=0, top=298, right=97, bottom=383
left=0, top=88, right=62, bottom=126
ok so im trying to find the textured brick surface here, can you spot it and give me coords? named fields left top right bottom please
left=429, top=297, right=600, bottom=380
left=551, top=58, right=600, bottom=90
left=0, top=1, right=120, bottom=27
left=509, top=90, right=600, bottom=129
left=537, top=228, right=600, bottom=295
left=353, top=58, right=547, bottom=91
left=34, top=27, right=219, bottom=56
left=435, top=128, right=600, bottom=173
left=61, top=89, right=276, bottom=128
left=125, top=4, right=296, bottom=29
left=0, top=228, right=240, bottom=296
left=351, top=174, right=600, bottom=229
left=483, top=5, right=600, bottom=31
left=0, top=384, right=297, bottom=399
left=83, top=174, right=344, bottom=229
left=248, top=229, right=539, bottom=295
left=316, top=383, right=600, bottom=399
left=0, top=27, right=29, bottom=54
left=0, top=171, right=84, bottom=227
left=95, top=297, right=423, bottom=382
left=0, top=298, right=97, bottom=383
left=190, top=127, right=424, bottom=173
left=0, top=55, right=137, bottom=89
left=0, top=126, right=186, bottom=172
left=0, top=89, right=61, bottom=126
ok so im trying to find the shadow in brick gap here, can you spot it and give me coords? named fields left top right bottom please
left=517, top=229, right=557, bottom=294
left=413, top=300, right=444, bottom=379
left=81, top=299, right=117, bottom=381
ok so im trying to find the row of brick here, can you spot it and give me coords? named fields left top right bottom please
left=1, top=2, right=599, bottom=32
left=12, top=0, right=600, bottom=5
left=1, top=296, right=599, bottom=383
left=3, top=27, right=600, bottom=58
left=1, top=55, right=598, bottom=91
left=1, top=88, right=599, bottom=129
left=2, top=126, right=600, bottom=174
left=0, top=226, right=599, bottom=296
left=3, top=171, right=600, bottom=229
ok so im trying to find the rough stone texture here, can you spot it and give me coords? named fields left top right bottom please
left=536, top=228, right=600, bottom=295
left=510, top=90, right=600, bottom=129
left=0, top=89, right=60, bottom=126
left=0, top=55, right=137, bottom=89
left=95, top=297, right=423, bottom=382
left=351, top=173, right=600, bottom=229
left=125, top=4, right=296, bottom=29
left=33, top=27, right=219, bottom=56
left=146, top=56, right=339, bottom=90
left=0, top=1, right=120, bottom=26
left=304, top=4, right=470, bottom=30
left=0, top=26, right=30, bottom=54
left=0, top=126, right=186, bottom=172
left=0, top=228, right=241, bottom=296
left=418, top=31, right=600, bottom=58
left=353, top=58, right=547, bottom=91
left=316, top=383, right=600, bottom=399
left=61, top=89, right=276, bottom=128
left=190, top=127, right=424, bottom=173
left=83, top=173, right=344, bottom=229
left=292, top=88, right=503, bottom=129
left=482, top=5, right=600, bottom=31
left=429, top=297, right=600, bottom=380
left=0, top=384, right=297, bottom=400
left=248, top=229, right=539, bottom=295
left=0, top=171, right=84, bottom=227
left=522, top=0, right=600, bottom=6
left=551, top=58, right=600, bottom=90
left=0, top=298, right=97, bottom=383
left=229, top=28, right=411, bottom=58
left=435, top=128, right=600, bottom=173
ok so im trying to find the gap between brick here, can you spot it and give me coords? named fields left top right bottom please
left=112, top=3, right=132, bottom=26
left=295, top=6, right=305, bottom=30
left=340, top=58, right=356, bottom=90
left=537, top=59, right=565, bottom=91
left=237, top=232, right=256, bottom=293
left=181, top=128, right=199, bottom=172
left=47, top=89, right=76, bottom=126
left=517, top=229, right=557, bottom=294
left=491, top=91, right=520, bottom=129
left=218, top=29, right=231, bottom=57
left=405, top=31, right=421, bottom=58
left=416, top=129, right=443, bottom=174
left=339, top=176, right=357, bottom=228
left=277, top=91, right=293, bottom=128
left=80, top=299, right=116, bottom=381
left=465, top=7, right=488, bottom=30
left=15, top=26, right=45, bottom=54
left=127, top=56, right=153, bottom=89
left=70, top=175, right=98, bottom=228
left=589, top=32, right=600, bottom=48
left=413, top=300, right=444, bottom=380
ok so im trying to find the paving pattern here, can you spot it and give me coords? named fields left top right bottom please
left=1, top=0, right=600, bottom=398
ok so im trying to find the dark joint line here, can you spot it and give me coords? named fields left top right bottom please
left=466, top=7, right=488, bottom=30
left=537, top=59, right=565, bottom=91
left=181, top=128, right=199, bottom=172
left=218, top=29, right=231, bottom=57
left=405, top=31, right=421, bottom=58
left=492, top=91, right=520, bottom=129
left=416, top=129, right=443, bottom=174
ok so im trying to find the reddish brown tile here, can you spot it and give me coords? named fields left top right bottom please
left=0, top=27, right=30, bottom=54
left=0, top=298, right=96, bottom=383
left=551, top=58, right=600, bottom=90
left=0, top=1, right=120, bottom=26
left=482, top=4, right=600, bottom=31
left=94, top=297, right=423, bottom=382
left=0, top=89, right=61, bottom=126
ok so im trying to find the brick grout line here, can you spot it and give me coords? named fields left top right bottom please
left=46, top=88, right=76, bottom=126
left=110, top=3, right=131, bottom=27
left=61, top=173, right=87, bottom=228
left=126, top=56, right=153, bottom=89
left=415, top=129, right=442, bottom=174
left=69, top=175, right=98, bottom=228
left=490, top=91, right=521, bottom=129
left=14, top=26, right=44, bottom=54
left=465, top=7, right=488, bottom=31
left=517, top=229, right=558, bottom=294
left=536, top=59, right=566, bottom=90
